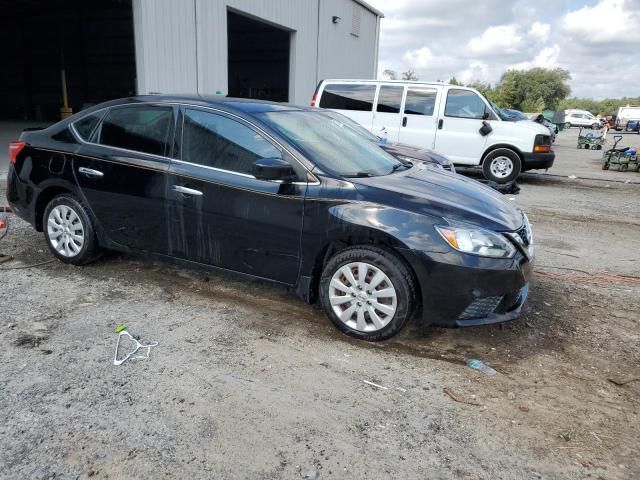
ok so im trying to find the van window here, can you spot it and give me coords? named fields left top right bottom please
left=404, top=88, right=437, bottom=116
left=444, top=89, right=486, bottom=119
left=319, top=84, right=376, bottom=111
left=376, top=86, right=403, bottom=113
left=98, top=106, right=173, bottom=156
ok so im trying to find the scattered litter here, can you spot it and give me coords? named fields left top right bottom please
left=568, top=175, right=577, bottom=179
left=443, top=387, right=480, bottom=406
left=608, top=376, right=640, bottom=386
left=113, top=324, right=158, bottom=366
left=363, top=380, right=388, bottom=390
left=543, top=302, right=551, bottom=307
left=301, top=468, right=318, bottom=479
left=519, top=405, right=530, bottom=412
left=395, top=386, right=407, bottom=393
left=78, top=302, right=94, bottom=308
left=466, top=359, right=497, bottom=376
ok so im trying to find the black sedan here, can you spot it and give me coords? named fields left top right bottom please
left=7, top=96, right=533, bottom=341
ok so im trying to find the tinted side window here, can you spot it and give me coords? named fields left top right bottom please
left=73, top=112, right=103, bottom=141
left=404, top=88, right=437, bottom=116
left=98, top=106, right=172, bottom=156
left=444, top=89, right=486, bottom=119
left=376, top=86, right=403, bottom=113
left=319, top=84, right=376, bottom=111
left=182, top=109, right=280, bottom=175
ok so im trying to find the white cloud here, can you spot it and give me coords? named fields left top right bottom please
left=508, top=45, right=560, bottom=71
left=458, top=62, right=490, bottom=84
left=561, top=0, right=640, bottom=43
left=467, top=25, right=524, bottom=56
left=528, top=21, right=550, bottom=42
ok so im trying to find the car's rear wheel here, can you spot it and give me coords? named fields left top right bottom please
left=43, top=194, right=100, bottom=265
left=592, top=123, right=600, bottom=130
left=482, top=148, right=521, bottom=183
left=565, top=122, right=572, bottom=129
left=319, top=246, right=417, bottom=341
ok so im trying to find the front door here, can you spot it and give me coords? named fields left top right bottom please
left=73, top=104, right=174, bottom=253
left=397, top=86, right=440, bottom=150
left=166, top=107, right=305, bottom=284
left=434, top=88, right=490, bottom=165
left=371, top=84, right=404, bottom=142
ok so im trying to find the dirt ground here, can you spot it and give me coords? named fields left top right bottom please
left=1, top=128, right=639, bottom=480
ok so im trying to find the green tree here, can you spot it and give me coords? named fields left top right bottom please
left=382, top=69, right=397, bottom=80
left=448, top=76, right=462, bottom=86
left=494, top=68, right=571, bottom=111
left=402, top=69, right=419, bottom=81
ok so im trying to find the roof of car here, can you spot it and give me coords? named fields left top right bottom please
left=129, top=95, right=306, bottom=113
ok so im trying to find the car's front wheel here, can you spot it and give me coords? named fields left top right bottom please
left=319, top=246, right=417, bottom=341
left=565, top=122, right=572, bottom=129
left=43, top=194, right=101, bottom=265
left=482, top=148, right=522, bottom=183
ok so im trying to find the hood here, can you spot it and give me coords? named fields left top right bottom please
left=508, top=120, right=551, bottom=136
left=382, top=142, right=452, bottom=166
left=351, top=163, right=524, bottom=232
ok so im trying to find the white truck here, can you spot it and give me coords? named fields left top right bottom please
left=312, top=79, right=554, bottom=183
left=615, top=106, right=640, bottom=131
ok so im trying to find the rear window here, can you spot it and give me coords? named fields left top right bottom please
left=376, top=86, right=404, bottom=113
left=319, top=84, right=376, bottom=111
left=97, top=106, right=173, bottom=156
left=73, top=112, right=103, bottom=141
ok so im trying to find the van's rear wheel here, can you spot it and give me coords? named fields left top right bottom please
left=482, top=149, right=521, bottom=183
left=319, top=246, right=417, bottom=341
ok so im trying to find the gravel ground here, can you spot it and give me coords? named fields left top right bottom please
left=1, top=128, right=639, bottom=480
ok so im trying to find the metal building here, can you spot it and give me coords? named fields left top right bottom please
left=1, top=0, right=382, bottom=122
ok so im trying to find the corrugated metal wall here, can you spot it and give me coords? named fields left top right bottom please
left=133, top=0, right=380, bottom=105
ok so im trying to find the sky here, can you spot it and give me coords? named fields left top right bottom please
left=365, top=0, right=640, bottom=99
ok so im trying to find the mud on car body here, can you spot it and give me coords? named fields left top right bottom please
left=7, top=95, right=533, bottom=341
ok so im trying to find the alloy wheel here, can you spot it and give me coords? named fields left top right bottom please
left=47, top=205, right=85, bottom=257
left=328, top=262, right=397, bottom=332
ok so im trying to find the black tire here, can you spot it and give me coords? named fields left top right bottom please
left=319, top=246, right=417, bottom=341
left=481, top=148, right=522, bottom=184
left=43, top=194, right=101, bottom=265
left=592, top=123, right=600, bottom=130
left=565, top=122, right=571, bottom=129
left=602, top=162, right=609, bottom=170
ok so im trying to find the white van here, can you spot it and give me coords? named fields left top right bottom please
left=311, top=79, right=554, bottom=183
left=615, top=106, right=640, bottom=131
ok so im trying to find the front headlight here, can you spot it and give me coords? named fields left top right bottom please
left=435, top=225, right=516, bottom=258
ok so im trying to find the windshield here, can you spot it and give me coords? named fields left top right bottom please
left=319, top=110, right=380, bottom=142
left=257, top=111, right=402, bottom=177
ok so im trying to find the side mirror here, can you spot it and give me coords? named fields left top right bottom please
left=479, top=120, right=493, bottom=136
left=482, top=110, right=491, bottom=120
left=252, top=157, right=297, bottom=182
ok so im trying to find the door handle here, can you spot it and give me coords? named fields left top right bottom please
left=402, top=116, right=408, bottom=127
left=172, top=185, right=203, bottom=196
left=438, top=119, right=444, bottom=129
left=78, top=167, right=104, bottom=177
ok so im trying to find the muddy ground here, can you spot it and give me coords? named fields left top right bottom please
left=1, top=128, right=639, bottom=479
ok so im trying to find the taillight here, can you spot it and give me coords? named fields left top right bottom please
left=9, top=141, right=26, bottom=165
left=310, top=90, right=318, bottom=107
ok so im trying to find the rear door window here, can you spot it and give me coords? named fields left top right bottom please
left=73, top=112, right=103, bottom=141
left=444, top=89, right=487, bottom=119
left=375, top=86, right=404, bottom=113
left=404, top=88, right=438, bottom=116
left=319, top=84, right=376, bottom=111
left=181, top=109, right=281, bottom=175
left=97, top=106, right=173, bottom=156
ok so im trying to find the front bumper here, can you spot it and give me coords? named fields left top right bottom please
left=522, top=151, right=555, bottom=170
left=399, top=247, right=532, bottom=328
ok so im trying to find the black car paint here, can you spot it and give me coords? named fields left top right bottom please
left=7, top=95, right=532, bottom=327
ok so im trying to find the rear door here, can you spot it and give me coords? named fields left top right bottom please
left=318, top=83, right=376, bottom=133
left=371, top=84, right=404, bottom=142
left=72, top=104, right=174, bottom=253
left=397, top=86, right=440, bottom=149
left=433, top=87, right=490, bottom=165
left=166, top=107, right=306, bottom=284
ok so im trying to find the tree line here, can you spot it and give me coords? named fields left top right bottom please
left=381, top=67, right=634, bottom=115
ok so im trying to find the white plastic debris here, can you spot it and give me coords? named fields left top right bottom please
left=113, top=326, right=158, bottom=366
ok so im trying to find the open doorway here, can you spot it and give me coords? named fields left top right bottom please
left=227, top=11, right=291, bottom=102
left=0, top=0, right=136, bottom=122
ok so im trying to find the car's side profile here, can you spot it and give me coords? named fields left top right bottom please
left=564, top=112, right=600, bottom=129
left=7, top=96, right=533, bottom=341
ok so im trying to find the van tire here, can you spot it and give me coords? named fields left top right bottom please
left=482, top=149, right=522, bottom=184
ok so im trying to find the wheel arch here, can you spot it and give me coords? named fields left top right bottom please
left=480, top=144, right=524, bottom=165
left=34, top=184, right=76, bottom=231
